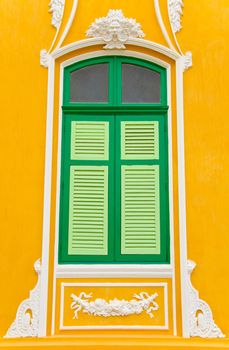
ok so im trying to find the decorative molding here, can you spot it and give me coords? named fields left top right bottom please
left=40, top=49, right=50, bottom=68
left=86, top=10, right=145, bottom=49
left=187, top=260, right=225, bottom=338
left=52, top=38, right=180, bottom=60
left=49, top=0, right=65, bottom=29
left=71, top=291, right=159, bottom=319
left=4, top=259, right=41, bottom=338
left=183, top=51, right=192, bottom=71
left=56, top=263, right=173, bottom=278
left=168, top=0, right=184, bottom=33
left=154, top=0, right=176, bottom=52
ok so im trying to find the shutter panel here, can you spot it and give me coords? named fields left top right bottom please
left=121, top=165, right=160, bottom=254
left=71, top=121, right=109, bottom=160
left=121, top=121, right=159, bottom=160
left=68, top=166, right=108, bottom=255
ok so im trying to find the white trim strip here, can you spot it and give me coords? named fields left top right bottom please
left=166, top=65, right=177, bottom=336
left=176, top=58, right=189, bottom=337
left=39, top=58, right=55, bottom=337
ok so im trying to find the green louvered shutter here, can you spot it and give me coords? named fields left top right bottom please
left=120, top=119, right=161, bottom=256
left=71, top=121, right=109, bottom=160
left=68, top=166, right=108, bottom=255
left=66, top=119, right=111, bottom=258
left=121, top=121, right=159, bottom=160
left=121, top=165, right=160, bottom=254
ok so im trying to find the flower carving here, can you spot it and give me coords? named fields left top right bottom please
left=71, top=291, right=159, bottom=319
left=86, top=9, right=145, bottom=49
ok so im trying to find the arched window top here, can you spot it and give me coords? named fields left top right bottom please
left=63, top=56, right=167, bottom=106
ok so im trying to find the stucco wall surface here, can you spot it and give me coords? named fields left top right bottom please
left=0, top=0, right=229, bottom=348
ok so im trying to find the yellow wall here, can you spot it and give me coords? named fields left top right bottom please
left=0, top=0, right=229, bottom=347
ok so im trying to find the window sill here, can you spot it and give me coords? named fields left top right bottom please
left=56, top=264, right=173, bottom=278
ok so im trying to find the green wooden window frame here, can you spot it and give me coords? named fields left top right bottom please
left=59, top=56, right=170, bottom=264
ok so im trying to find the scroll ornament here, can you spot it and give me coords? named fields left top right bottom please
left=188, top=260, right=224, bottom=338
left=5, top=259, right=41, bottom=338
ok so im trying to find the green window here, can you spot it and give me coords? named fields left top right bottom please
left=59, top=56, right=170, bottom=263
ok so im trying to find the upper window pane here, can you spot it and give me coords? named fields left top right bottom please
left=122, top=64, right=161, bottom=103
left=70, top=64, right=109, bottom=103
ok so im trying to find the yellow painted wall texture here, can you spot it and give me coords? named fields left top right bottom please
left=0, top=0, right=229, bottom=348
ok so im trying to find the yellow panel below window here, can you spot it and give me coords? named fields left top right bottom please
left=60, top=283, right=168, bottom=329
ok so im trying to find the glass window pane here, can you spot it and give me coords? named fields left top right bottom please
left=70, top=64, right=109, bottom=103
left=122, top=64, right=161, bottom=103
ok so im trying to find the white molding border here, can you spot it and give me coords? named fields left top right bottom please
left=187, top=261, right=224, bottom=338
left=50, top=49, right=176, bottom=336
left=51, top=37, right=180, bottom=61
left=39, top=57, right=55, bottom=336
left=4, top=259, right=41, bottom=338
left=60, top=283, right=168, bottom=330
left=176, top=56, right=189, bottom=337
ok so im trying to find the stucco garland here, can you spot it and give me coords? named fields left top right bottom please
left=71, top=291, right=159, bottom=319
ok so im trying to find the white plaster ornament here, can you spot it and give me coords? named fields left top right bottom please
left=4, top=259, right=41, bottom=338
left=71, top=291, right=159, bottom=319
left=86, top=9, right=145, bottom=49
left=168, top=0, right=184, bottom=33
left=49, top=0, right=65, bottom=29
left=183, top=51, right=192, bottom=71
left=40, top=49, right=50, bottom=68
left=187, top=260, right=224, bottom=338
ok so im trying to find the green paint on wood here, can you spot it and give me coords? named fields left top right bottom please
left=71, top=121, right=109, bottom=160
left=68, top=166, right=108, bottom=255
left=59, top=56, right=170, bottom=264
left=121, top=121, right=159, bottom=160
left=121, top=165, right=160, bottom=254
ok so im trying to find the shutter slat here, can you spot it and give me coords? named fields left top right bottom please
left=71, top=121, right=109, bottom=160
left=68, top=166, right=108, bottom=255
left=121, top=121, right=159, bottom=160
left=121, top=165, right=160, bottom=254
